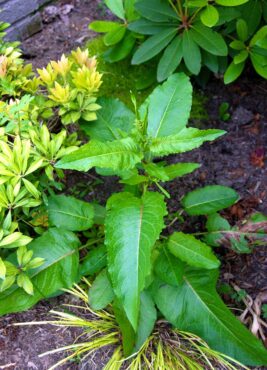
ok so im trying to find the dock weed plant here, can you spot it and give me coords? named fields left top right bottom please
left=55, top=73, right=267, bottom=367
left=90, top=0, right=267, bottom=83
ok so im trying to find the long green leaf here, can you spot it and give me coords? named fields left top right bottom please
left=135, top=0, right=179, bottom=22
left=146, top=73, right=192, bottom=138
left=88, top=269, right=114, bottom=310
left=168, top=232, right=220, bottom=269
left=105, top=191, right=167, bottom=330
left=80, top=97, right=135, bottom=142
left=0, top=228, right=80, bottom=315
left=182, top=185, right=239, bottom=215
left=48, top=195, right=94, bottom=231
left=157, top=36, right=183, bottom=82
left=105, top=0, right=125, bottom=19
left=56, top=137, right=143, bottom=172
left=132, top=27, right=177, bottom=65
left=182, top=31, right=201, bottom=75
left=149, top=128, right=225, bottom=157
left=191, top=24, right=228, bottom=56
left=152, top=269, right=267, bottom=366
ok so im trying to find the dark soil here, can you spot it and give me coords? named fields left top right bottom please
left=1, top=0, right=266, bottom=368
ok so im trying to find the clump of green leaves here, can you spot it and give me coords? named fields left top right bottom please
left=55, top=73, right=267, bottom=367
left=90, top=0, right=267, bottom=83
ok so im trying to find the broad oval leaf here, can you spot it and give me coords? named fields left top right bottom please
left=132, top=28, right=177, bottom=65
left=88, top=269, right=114, bottom=310
left=152, top=269, right=267, bottom=366
left=105, top=191, right=167, bottom=330
left=224, top=61, right=245, bottom=84
left=48, top=195, right=94, bottom=231
left=0, top=228, right=80, bottom=315
left=190, top=24, right=228, bottom=56
left=56, top=137, right=143, bottom=172
left=182, top=185, right=239, bottom=215
left=80, top=97, right=135, bottom=142
left=200, top=5, right=219, bottom=27
left=146, top=73, right=192, bottom=138
left=168, top=232, right=220, bottom=269
left=150, top=128, right=225, bottom=157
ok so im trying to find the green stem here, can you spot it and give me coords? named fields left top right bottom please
left=167, top=0, right=181, bottom=18
left=79, top=238, right=104, bottom=251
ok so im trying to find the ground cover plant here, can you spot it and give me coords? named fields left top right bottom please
left=0, top=11, right=267, bottom=370
left=90, top=0, right=267, bottom=83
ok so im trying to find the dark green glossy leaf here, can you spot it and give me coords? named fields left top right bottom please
left=135, top=0, right=179, bottom=22
left=191, top=24, right=228, bottom=56
left=132, top=27, right=177, bottom=65
left=103, top=32, right=136, bottom=62
left=224, top=60, right=245, bottom=84
left=104, top=25, right=126, bottom=46
left=157, top=36, right=183, bottom=82
left=128, top=19, right=170, bottom=35
left=182, top=30, right=201, bottom=75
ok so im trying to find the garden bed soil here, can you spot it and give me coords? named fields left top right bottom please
left=1, top=0, right=266, bottom=368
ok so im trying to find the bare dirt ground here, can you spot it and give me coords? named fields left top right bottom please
left=0, top=0, right=266, bottom=368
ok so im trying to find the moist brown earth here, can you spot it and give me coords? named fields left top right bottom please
left=1, top=0, right=266, bottom=368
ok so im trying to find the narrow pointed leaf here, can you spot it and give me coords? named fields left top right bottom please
left=135, top=0, right=179, bottom=22
left=132, top=28, right=177, bottom=65
left=150, top=128, right=225, bottom=157
left=56, top=137, right=143, bottom=172
left=182, top=31, right=201, bottom=75
left=157, top=36, right=183, bottom=82
left=88, top=269, right=114, bottom=310
left=191, top=24, right=228, bottom=56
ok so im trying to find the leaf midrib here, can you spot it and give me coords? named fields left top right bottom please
left=169, top=238, right=213, bottom=266
left=154, top=85, right=181, bottom=138
left=185, top=196, right=235, bottom=211
left=184, top=276, right=260, bottom=357
left=50, top=209, right=91, bottom=221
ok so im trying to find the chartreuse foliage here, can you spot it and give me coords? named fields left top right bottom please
left=90, top=0, right=267, bottom=82
left=0, top=26, right=105, bottom=310
left=56, top=73, right=267, bottom=366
